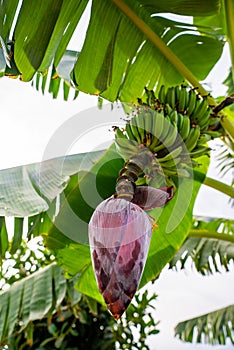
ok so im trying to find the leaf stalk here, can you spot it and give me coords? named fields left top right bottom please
left=189, top=229, right=234, bottom=243
left=203, top=177, right=234, bottom=198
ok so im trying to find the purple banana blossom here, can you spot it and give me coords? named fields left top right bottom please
left=88, top=186, right=173, bottom=320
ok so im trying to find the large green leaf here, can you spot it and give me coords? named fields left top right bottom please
left=13, top=0, right=88, bottom=81
left=0, top=150, right=104, bottom=217
left=0, top=150, right=104, bottom=256
left=0, top=263, right=68, bottom=345
left=175, top=304, right=234, bottom=345
left=0, top=0, right=224, bottom=101
left=72, top=1, right=224, bottom=101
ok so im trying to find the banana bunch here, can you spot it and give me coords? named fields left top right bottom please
left=114, top=85, right=215, bottom=178
left=157, top=84, right=216, bottom=134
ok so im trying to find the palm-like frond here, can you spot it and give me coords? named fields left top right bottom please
left=175, top=304, right=234, bottom=345
left=170, top=218, right=234, bottom=274
left=215, top=141, right=234, bottom=177
left=0, top=0, right=224, bottom=102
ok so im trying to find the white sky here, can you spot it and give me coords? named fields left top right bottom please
left=0, top=19, right=233, bottom=350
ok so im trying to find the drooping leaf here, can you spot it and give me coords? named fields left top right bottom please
left=170, top=218, right=234, bottom=274
left=1, top=0, right=224, bottom=102
left=0, top=149, right=105, bottom=255
left=175, top=304, right=234, bottom=345
left=0, top=263, right=67, bottom=344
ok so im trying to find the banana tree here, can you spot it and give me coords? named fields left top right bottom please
left=0, top=0, right=234, bottom=347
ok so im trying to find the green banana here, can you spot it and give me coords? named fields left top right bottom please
left=159, top=156, right=181, bottom=168
left=184, top=125, right=201, bottom=152
left=209, top=116, right=220, bottom=126
left=158, top=146, right=183, bottom=162
left=125, top=122, right=137, bottom=141
left=145, top=88, right=156, bottom=105
left=144, top=110, right=153, bottom=134
left=163, top=122, right=178, bottom=149
left=153, top=116, right=171, bottom=152
left=166, top=86, right=176, bottom=108
left=192, top=97, right=209, bottom=122
left=129, top=116, right=142, bottom=143
left=179, top=116, right=190, bottom=141
left=175, top=85, right=181, bottom=106
left=144, top=110, right=153, bottom=147
left=178, top=86, right=187, bottom=112
left=115, top=134, right=139, bottom=158
left=176, top=112, right=184, bottom=131
left=169, top=110, right=178, bottom=124
left=197, top=133, right=211, bottom=145
left=189, top=145, right=210, bottom=158
left=149, top=111, right=165, bottom=151
left=205, top=130, right=223, bottom=138
left=190, top=99, right=208, bottom=124
left=186, top=89, right=197, bottom=116
left=164, top=103, right=173, bottom=116
left=114, top=126, right=127, bottom=139
left=136, top=110, right=146, bottom=143
left=199, top=109, right=211, bottom=131
left=158, top=85, right=166, bottom=103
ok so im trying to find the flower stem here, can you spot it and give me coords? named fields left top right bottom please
left=203, top=177, right=234, bottom=198
left=189, top=229, right=234, bottom=244
left=115, top=146, right=154, bottom=200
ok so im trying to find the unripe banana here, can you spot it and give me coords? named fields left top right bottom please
left=176, top=112, right=184, bottom=131
left=178, top=86, right=187, bottom=112
left=158, top=146, right=183, bottom=162
left=153, top=116, right=171, bottom=152
left=144, top=110, right=153, bottom=134
left=158, top=85, right=166, bottom=103
left=192, top=97, right=209, bottom=122
left=186, top=89, right=197, bottom=116
left=159, top=156, right=181, bottom=168
left=149, top=111, right=165, bottom=151
left=164, top=103, right=173, bottom=116
left=169, top=110, right=178, bottom=124
left=163, top=122, right=178, bottom=149
left=163, top=167, right=190, bottom=177
left=125, top=123, right=137, bottom=141
left=166, top=86, right=176, bottom=108
left=129, top=116, right=142, bottom=143
left=189, top=145, right=210, bottom=158
left=199, top=109, right=211, bottom=131
left=114, top=126, right=127, bottom=139
left=145, top=88, right=156, bottom=105
left=175, top=85, right=181, bottom=106
left=184, top=125, right=200, bottom=152
left=205, top=130, right=223, bottom=138
left=197, top=133, right=211, bottom=145
left=115, top=136, right=138, bottom=160
left=136, top=111, right=146, bottom=143
left=179, top=116, right=191, bottom=141
left=209, top=116, right=220, bottom=126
